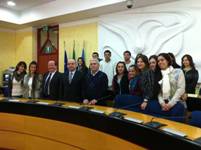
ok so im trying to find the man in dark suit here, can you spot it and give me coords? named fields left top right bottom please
left=60, top=59, right=84, bottom=102
left=82, top=58, right=108, bottom=106
left=41, top=60, right=61, bottom=100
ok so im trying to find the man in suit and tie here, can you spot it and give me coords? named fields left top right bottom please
left=60, top=59, right=84, bottom=102
left=41, top=60, right=61, bottom=100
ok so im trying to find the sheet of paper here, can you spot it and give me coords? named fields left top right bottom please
left=36, top=102, right=49, bottom=105
left=162, top=128, right=187, bottom=137
left=124, top=117, right=144, bottom=124
left=67, top=105, right=81, bottom=109
left=8, top=99, right=20, bottom=102
left=90, top=109, right=105, bottom=114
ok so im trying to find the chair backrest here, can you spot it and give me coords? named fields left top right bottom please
left=189, top=111, right=201, bottom=128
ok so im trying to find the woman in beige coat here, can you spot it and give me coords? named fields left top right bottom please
left=23, top=61, right=43, bottom=99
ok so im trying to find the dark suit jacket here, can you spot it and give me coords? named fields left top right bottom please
left=41, top=71, right=61, bottom=100
left=60, top=71, right=84, bottom=102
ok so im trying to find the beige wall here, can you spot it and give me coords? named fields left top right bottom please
left=0, top=22, right=98, bottom=85
left=0, top=28, right=34, bottom=86
left=59, top=22, right=98, bottom=71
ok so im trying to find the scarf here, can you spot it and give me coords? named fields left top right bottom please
left=159, top=66, right=173, bottom=100
left=13, top=71, right=26, bottom=82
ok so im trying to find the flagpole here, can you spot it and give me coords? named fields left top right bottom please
left=73, top=40, right=75, bottom=51
left=64, top=41, right=66, bottom=50
left=83, top=40, right=85, bottom=49
left=73, top=40, right=76, bottom=59
left=64, top=41, right=68, bottom=73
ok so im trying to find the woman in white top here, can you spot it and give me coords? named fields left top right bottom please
left=10, top=61, right=27, bottom=98
left=23, top=61, right=43, bottom=99
left=146, top=53, right=186, bottom=118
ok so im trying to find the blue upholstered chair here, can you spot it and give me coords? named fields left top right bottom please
left=189, top=111, right=201, bottom=128
left=114, top=95, right=185, bottom=122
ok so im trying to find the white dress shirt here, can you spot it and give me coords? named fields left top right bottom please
left=100, top=59, right=115, bottom=88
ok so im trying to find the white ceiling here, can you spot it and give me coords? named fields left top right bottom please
left=0, top=0, right=179, bottom=29
left=0, top=0, right=55, bottom=11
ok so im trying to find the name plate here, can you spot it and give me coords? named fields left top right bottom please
left=162, top=128, right=187, bottom=137
left=124, top=117, right=144, bottom=124
left=8, top=99, right=20, bottom=102
left=90, top=109, right=105, bottom=114
left=36, top=102, right=49, bottom=105
left=68, top=105, right=81, bottom=109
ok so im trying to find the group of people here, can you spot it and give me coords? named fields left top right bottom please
left=8, top=50, right=199, bottom=118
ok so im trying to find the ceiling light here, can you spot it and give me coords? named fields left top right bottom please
left=7, top=1, right=16, bottom=7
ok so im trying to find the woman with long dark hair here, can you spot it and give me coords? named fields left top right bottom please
left=181, top=54, right=199, bottom=94
left=114, top=54, right=161, bottom=112
left=147, top=53, right=185, bottom=118
left=168, top=52, right=181, bottom=68
left=128, top=65, right=141, bottom=96
left=136, top=54, right=161, bottom=111
left=77, top=57, right=88, bottom=75
left=181, top=54, right=199, bottom=111
left=10, top=61, right=27, bottom=97
left=112, top=61, right=129, bottom=95
left=149, top=55, right=159, bottom=71
left=23, top=61, right=43, bottom=99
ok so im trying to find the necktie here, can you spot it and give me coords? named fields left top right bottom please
left=44, top=73, right=52, bottom=96
left=69, top=72, right=73, bottom=84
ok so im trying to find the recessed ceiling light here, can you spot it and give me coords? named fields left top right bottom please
left=7, top=1, right=16, bottom=7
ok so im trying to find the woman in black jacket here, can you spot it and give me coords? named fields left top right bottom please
left=112, top=61, right=129, bottom=95
left=137, top=54, right=161, bottom=111
left=182, top=54, right=199, bottom=94
left=181, top=54, right=199, bottom=111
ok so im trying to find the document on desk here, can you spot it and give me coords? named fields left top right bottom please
left=124, top=117, right=144, bottom=124
left=8, top=99, right=20, bottom=102
left=162, top=128, right=187, bottom=137
left=67, top=105, right=81, bottom=109
left=36, top=101, right=49, bottom=105
left=90, top=109, right=105, bottom=114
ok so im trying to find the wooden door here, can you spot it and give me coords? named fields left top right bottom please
left=37, top=25, right=59, bottom=74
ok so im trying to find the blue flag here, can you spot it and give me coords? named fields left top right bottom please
left=81, top=40, right=85, bottom=61
left=64, top=50, right=68, bottom=73
left=81, top=48, right=85, bottom=61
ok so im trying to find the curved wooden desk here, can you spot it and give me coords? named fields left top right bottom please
left=0, top=97, right=201, bottom=150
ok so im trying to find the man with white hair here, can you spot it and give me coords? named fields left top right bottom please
left=82, top=58, right=108, bottom=105
left=60, top=59, right=84, bottom=102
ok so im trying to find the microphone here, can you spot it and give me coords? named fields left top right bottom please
left=109, top=102, right=142, bottom=119
left=145, top=117, right=167, bottom=129
left=145, top=120, right=187, bottom=138
left=26, top=94, right=39, bottom=104
left=27, top=98, right=39, bottom=104
left=51, top=98, right=65, bottom=107
left=145, top=115, right=185, bottom=129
